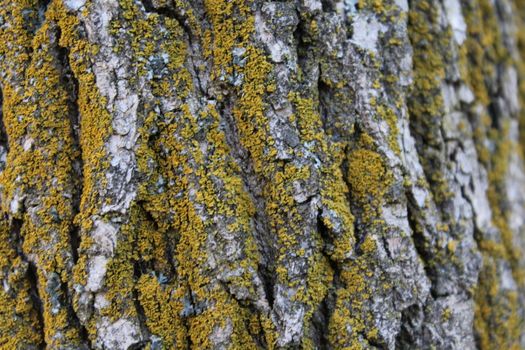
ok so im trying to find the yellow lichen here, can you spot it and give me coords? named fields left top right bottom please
left=0, top=0, right=99, bottom=345
left=346, top=134, right=393, bottom=222
left=328, top=235, right=378, bottom=349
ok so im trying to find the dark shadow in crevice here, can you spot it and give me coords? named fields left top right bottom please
left=321, top=0, right=337, bottom=12
left=216, top=97, right=278, bottom=312
left=140, top=0, right=196, bottom=42
left=0, top=90, right=9, bottom=173
left=59, top=41, right=84, bottom=266
left=35, top=0, right=52, bottom=31
left=405, top=198, right=439, bottom=299
left=395, top=303, right=424, bottom=349
left=312, top=214, right=340, bottom=349
left=11, top=217, right=47, bottom=348
left=132, top=261, right=152, bottom=347
left=292, top=11, right=315, bottom=78
left=53, top=24, right=91, bottom=346
left=55, top=25, right=84, bottom=266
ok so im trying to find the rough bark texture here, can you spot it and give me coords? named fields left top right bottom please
left=0, top=0, right=525, bottom=349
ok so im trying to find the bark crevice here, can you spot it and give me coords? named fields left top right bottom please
left=0, top=90, right=8, bottom=173
left=12, top=217, right=47, bottom=348
left=216, top=97, right=278, bottom=310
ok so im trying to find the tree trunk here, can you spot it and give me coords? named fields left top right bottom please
left=0, top=0, right=524, bottom=349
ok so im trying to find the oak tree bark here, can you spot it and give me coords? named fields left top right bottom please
left=0, top=0, right=525, bottom=349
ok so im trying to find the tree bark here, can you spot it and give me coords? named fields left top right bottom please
left=0, top=0, right=524, bottom=349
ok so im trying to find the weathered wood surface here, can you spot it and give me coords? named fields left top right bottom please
left=0, top=0, right=524, bottom=348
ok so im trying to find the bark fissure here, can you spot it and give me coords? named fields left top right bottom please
left=12, top=217, right=47, bottom=348
left=0, top=90, right=8, bottom=172
left=217, top=97, right=278, bottom=308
